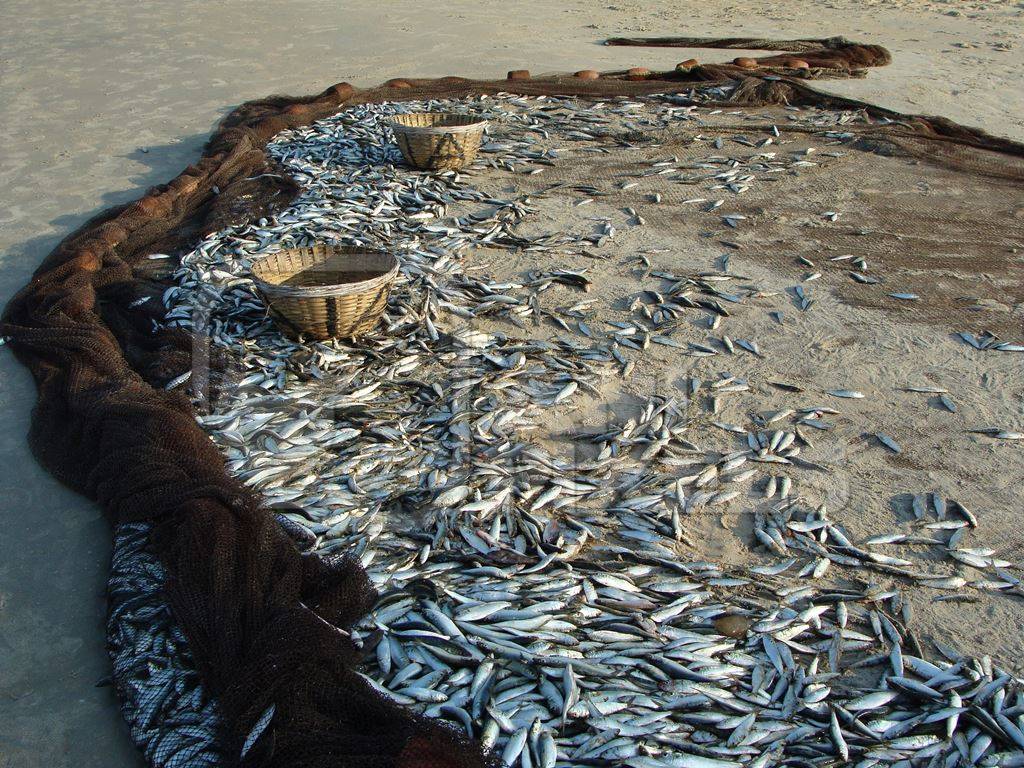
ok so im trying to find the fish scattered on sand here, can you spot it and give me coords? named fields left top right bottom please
left=120, top=92, right=1024, bottom=766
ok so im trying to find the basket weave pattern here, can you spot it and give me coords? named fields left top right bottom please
left=389, top=113, right=487, bottom=171
left=251, top=246, right=399, bottom=339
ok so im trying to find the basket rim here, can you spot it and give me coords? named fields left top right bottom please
left=251, top=246, right=400, bottom=299
left=388, top=112, right=488, bottom=135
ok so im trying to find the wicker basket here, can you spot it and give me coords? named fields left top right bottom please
left=251, top=246, right=399, bottom=340
left=389, top=113, right=488, bottom=171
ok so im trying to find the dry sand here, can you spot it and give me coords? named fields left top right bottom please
left=0, top=1, right=1021, bottom=766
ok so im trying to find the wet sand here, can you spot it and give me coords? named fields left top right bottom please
left=0, top=1, right=1020, bottom=765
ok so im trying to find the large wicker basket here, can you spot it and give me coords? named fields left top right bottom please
left=251, top=246, right=399, bottom=340
left=389, top=113, right=488, bottom=171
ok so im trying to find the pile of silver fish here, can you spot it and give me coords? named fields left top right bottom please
left=107, top=523, right=221, bottom=766
left=111, top=90, right=1024, bottom=767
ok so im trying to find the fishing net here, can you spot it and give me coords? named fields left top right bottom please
left=3, top=37, right=1023, bottom=768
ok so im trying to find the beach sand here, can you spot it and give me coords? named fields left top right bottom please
left=0, top=1, right=1021, bottom=765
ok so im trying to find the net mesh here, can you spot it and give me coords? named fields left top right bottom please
left=3, top=37, right=1023, bottom=767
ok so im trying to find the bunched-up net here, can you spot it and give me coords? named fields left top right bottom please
left=3, top=38, right=1024, bottom=768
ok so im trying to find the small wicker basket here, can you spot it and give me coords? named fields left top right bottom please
left=251, top=246, right=399, bottom=340
left=389, top=113, right=488, bottom=171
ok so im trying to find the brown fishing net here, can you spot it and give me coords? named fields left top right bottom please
left=3, top=38, right=1023, bottom=767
